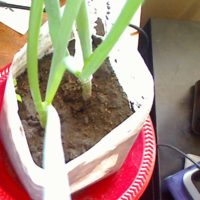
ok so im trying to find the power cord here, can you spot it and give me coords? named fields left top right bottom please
left=128, top=23, right=150, bottom=48
left=157, top=144, right=200, bottom=170
left=0, top=1, right=31, bottom=10
left=127, top=24, right=200, bottom=170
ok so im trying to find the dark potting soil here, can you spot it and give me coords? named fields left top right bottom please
left=16, top=53, right=133, bottom=167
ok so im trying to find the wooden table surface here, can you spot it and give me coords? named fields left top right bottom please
left=0, top=0, right=66, bottom=69
left=0, top=22, right=27, bottom=68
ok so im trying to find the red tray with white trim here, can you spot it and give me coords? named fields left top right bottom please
left=0, top=64, right=10, bottom=112
left=0, top=64, right=156, bottom=200
left=72, top=117, right=156, bottom=200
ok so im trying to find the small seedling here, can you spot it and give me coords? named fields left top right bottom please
left=13, top=78, right=22, bottom=103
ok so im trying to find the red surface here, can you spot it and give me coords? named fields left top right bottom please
left=0, top=64, right=10, bottom=112
left=0, top=140, right=30, bottom=200
left=0, top=64, right=30, bottom=199
left=72, top=118, right=156, bottom=200
left=0, top=64, right=156, bottom=200
left=0, top=120, right=155, bottom=200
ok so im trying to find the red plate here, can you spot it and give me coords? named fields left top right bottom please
left=0, top=119, right=156, bottom=200
left=0, top=64, right=156, bottom=200
left=0, top=64, right=10, bottom=112
left=72, top=117, right=156, bottom=200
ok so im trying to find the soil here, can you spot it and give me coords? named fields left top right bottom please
left=16, top=44, right=133, bottom=167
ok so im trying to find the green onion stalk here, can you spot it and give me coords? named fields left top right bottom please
left=27, top=0, right=143, bottom=127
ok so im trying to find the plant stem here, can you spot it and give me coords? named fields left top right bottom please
left=76, top=0, right=93, bottom=100
left=45, top=0, right=84, bottom=104
left=44, top=0, right=61, bottom=47
left=80, top=0, right=143, bottom=81
left=81, top=77, right=92, bottom=100
left=27, top=0, right=46, bottom=127
left=43, top=105, right=70, bottom=200
left=76, top=0, right=92, bottom=61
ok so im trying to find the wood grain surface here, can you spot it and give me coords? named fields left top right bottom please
left=0, top=22, right=27, bottom=68
left=0, top=0, right=66, bottom=69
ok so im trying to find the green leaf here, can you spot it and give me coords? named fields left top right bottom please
left=45, top=0, right=84, bottom=104
left=44, top=0, right=61, bottom=47
left=80, top=0, right=143, bottom=81
left=27, top=0, right=47, bottom=127
left=16, top=94, right=22, bottom=103
left=76, top=0, right=92, bottom=61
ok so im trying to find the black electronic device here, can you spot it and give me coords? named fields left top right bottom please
left=192, top=80, right=200, bottom=135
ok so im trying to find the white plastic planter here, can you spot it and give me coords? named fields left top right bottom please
left=0, top=5, right=154, bottom=200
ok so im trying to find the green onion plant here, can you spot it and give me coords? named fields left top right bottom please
left=27, top=0, right=143, bottom=127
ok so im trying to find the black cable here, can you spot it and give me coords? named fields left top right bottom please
left=128, top=23, right=149, bottom=48
left=0, top=1, right=30, bottom=10
left=157, top=144, right=200, bottom=170
left=0, top=1, right=46, bottom=12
